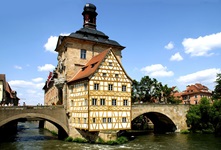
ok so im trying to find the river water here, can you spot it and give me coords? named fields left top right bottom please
left=0, top=122, right=221, bottom=150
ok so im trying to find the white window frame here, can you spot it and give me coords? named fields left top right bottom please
left=80, top=49, right=86, bottom=59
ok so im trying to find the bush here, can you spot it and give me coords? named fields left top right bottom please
left=72, top=137, right=87, bottom=143
left=116, top=136, right=128, bottom=144
left=180, top=129, right=190, bottom=134
left=65, top=136, right=73, bottom=142
left=106, top=140, right=118, bottom=145
left=96, top=137, right=105, bottom=144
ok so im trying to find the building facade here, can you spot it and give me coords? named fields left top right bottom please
left=181, top=83, right=212, bottom=104
left=0, top=74, right=19, bottom=106
left=43, top=3, right=132, bottom=140
left=68, top=48, right=131, bottom=131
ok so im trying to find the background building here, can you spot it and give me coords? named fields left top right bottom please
left=181, top=83, right=212, bottom=104
left=0, top=74, right=19, bottom=106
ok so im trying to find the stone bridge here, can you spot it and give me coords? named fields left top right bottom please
left=0, top=106, right=68, bottom=139
left=132, top=104, right=190, bottom=132
left=0, top=104, right=190, bottom=139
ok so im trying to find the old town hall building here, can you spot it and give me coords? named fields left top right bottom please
left=43, top=3, right=132, bottom=140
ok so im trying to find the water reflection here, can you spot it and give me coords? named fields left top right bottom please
left=0, top=122, right=221, bottom=150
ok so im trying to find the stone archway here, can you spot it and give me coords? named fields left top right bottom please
left=132, top=112, right=177, bottom=133
left=0, top=113, right=68, bottom=140
left=132, top=104, right=189, bottom=132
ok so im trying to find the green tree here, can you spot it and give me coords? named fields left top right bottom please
left=186, top=97, right=214, bottom=133
left=211, top=99, right=221, bottom=135
left=131, top=79, right=140, bottom=103
left=139, top=76, right=154, bottom=102
left=212, top=73, right=221, bottom=100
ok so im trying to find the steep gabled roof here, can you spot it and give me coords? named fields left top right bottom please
left=181, top=83, right=211, bottom=95
left=0, top=74, right=6, bottom=88
left=5, top=82, right=13, bottom=98
left=0, top=74, right=20, bottom=100
left=68, top=48, right=132, bottom=83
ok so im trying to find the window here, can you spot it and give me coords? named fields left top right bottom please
left=84, top=118, right=87, bottom=124
left=103, top=118, right=106, bottom=123
left=94, top=83, right=99, bottom=90
left=71, top=100, right=74, bottom=107
left=112, top=99, right=116, bottom=106
left=109, top=62, right=113, bottom=66
left=84, top=83, right=87, bottom=90
left=92, top=98, right=97, bottom=105
left=122, top=85, right=127, bottom=92
left=100, top=98, right=105, bottom=105
left=70, top=86, right=73, bottom=93
left=84, top=99, right=88, bottom=106
left=195, top=95, right=197, bottom=98
left=122, top=117, right=127, bottom=123
left=92, top=118, right=96, bottom=123
left=103, top=73, right=107, bottom=77
left=115, top=74, right=119, bottom=78
left=108, top=117, right=112, bottom=123
left=108, top=84, right=113, bottom=91
left=78, top=118, right=80, bottom=123
left=123, top=99, right=128, bottom=106
left=80, top=49, right=86, bottom=59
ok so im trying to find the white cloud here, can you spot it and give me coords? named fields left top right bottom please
left=26, top=89, right=37, bottom=94
left=177, top=68, right=221, bottom=89
left=32, top=77, right=44, bottom=82
left=141, top=64, right=174, bottom=77
left=170, top=52, right=183, bottom=61
left=9, top=80, right=33, bottom=88
left=44, top=33, right=69, bottom=53
left=8, top=80, right=45, bottom=105
left=44, top=36, right=58, bottom=53
left=164, top=41, right=174, bottom=50
left=14, top=65, right=22, bottom=70
left=37, top=64, right=55, bottom=72
left=182, top=32, right=221, bottom=57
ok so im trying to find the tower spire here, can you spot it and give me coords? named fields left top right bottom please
left=82, top=3, right=98, bottom=29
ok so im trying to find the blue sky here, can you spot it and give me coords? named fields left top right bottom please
left=1, top=0, right=221, bottom=105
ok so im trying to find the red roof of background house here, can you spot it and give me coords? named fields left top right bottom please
left=181, top=83, right=211, bottom=95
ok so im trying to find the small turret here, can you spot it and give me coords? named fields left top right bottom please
left=82, top=3, right=98, bottom=29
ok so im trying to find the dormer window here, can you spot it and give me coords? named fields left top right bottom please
left=82, top=66, right=88, bottom=71
left=91, top=62, right=97, bottom=68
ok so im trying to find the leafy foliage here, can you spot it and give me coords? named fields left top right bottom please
left=212, top=73, right=221, bottom=100
left=132, top=76, right=180, bottom=104
left=186, top=97, right=221, bottom=135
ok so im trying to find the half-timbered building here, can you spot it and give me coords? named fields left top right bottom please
left=68, top=48, right=132, bottom=131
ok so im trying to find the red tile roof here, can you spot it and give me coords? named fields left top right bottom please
left=181, top=83, right=211, bottom=95
left=68, top=48, right=132, bottom=83
left=68, top=48, right=110, bottom=83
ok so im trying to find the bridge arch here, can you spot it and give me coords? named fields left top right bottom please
left=132, top=111, right=177, bottom=133
left=0, top=106, right=68, bottom=139
left=132, top=104, right=189, bottom=132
